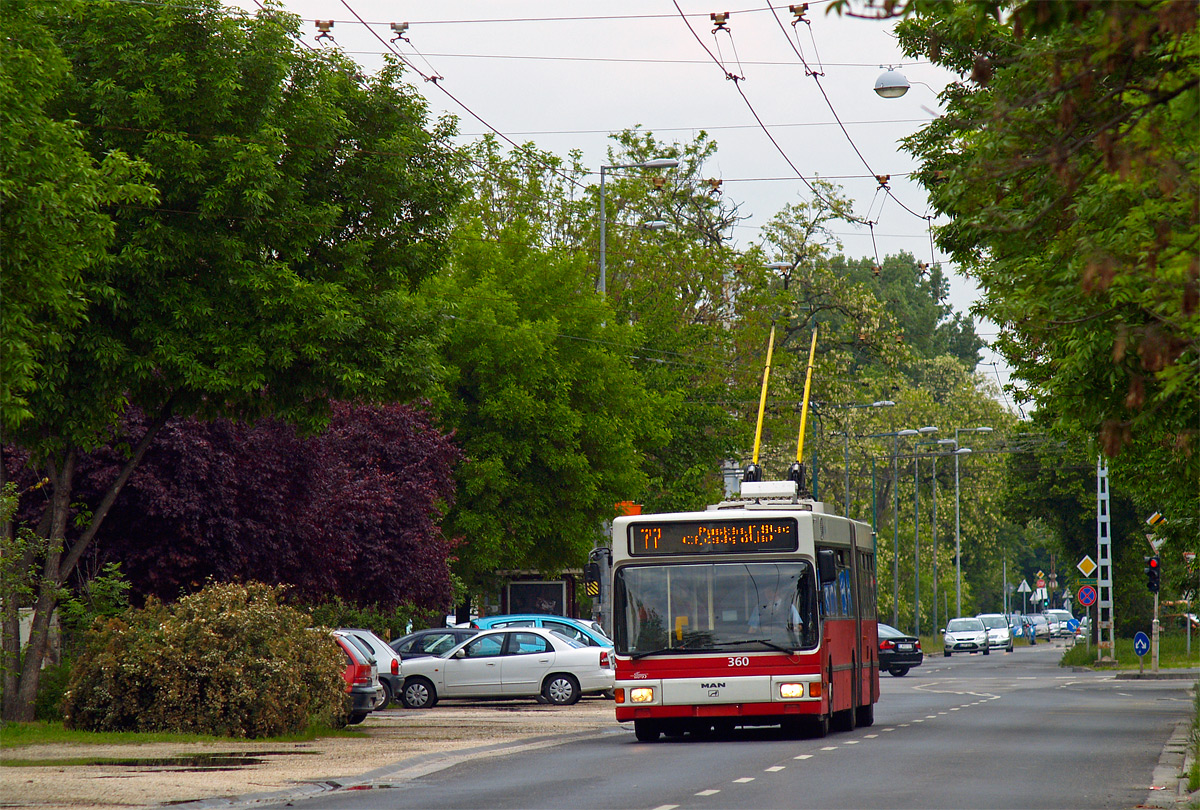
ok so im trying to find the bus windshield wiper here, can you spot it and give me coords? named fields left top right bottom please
left=630, top=639, right=796, bottom=658
left=705, top=638, right=797, bottom=654
left=630, top=646, right=707, bottom=659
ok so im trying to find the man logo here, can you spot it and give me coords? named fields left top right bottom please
left=700, top=682, right=726, bottom=689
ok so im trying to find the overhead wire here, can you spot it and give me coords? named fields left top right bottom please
left=765, top=4, right=932, bottom=224
left=670, top=1, right=865, bottom=225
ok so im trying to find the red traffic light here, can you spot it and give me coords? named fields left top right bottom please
left=1148, top=557, right=1159, bottom=569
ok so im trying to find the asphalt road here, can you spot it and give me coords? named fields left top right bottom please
left=290, top=642, right=1193, bottom=810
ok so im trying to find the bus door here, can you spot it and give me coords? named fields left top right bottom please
left=849, top=523, right=864, bottom=706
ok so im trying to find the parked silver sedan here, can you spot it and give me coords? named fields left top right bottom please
left=398, top=627, right=614, bottom=709
left=943, top=617, right=990, bottom=656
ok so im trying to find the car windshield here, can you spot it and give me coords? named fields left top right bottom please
left=613, top=561, right=819, bottom=655
left=947, top=618, right=984, bottom=632
left=978, top=616, right=1008, bottom=629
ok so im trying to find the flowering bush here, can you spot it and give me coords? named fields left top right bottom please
left=62, top=582, right=345, bottom=737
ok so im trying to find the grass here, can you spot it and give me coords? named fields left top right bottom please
left=0, top=720, right=366, bottom=751
left=1059, top=632, right=1200, bottom=670
left=1190, top=689, right=1199, bottom=794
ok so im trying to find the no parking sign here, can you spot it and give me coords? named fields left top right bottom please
left=1077, top=584, right=1097, bottom=607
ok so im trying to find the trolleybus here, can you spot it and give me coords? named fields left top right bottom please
left=610, top=478, right=878, bottom=741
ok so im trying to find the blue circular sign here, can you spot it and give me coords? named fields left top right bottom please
left=1077, top=585, right=1097, bottom=606
left=1133, top=631, right=1150, bottom=656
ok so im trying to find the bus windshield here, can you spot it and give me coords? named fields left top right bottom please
left=613, top=561, right=819, bottom=656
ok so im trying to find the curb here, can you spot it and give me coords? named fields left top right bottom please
left=1142, top=718, right=1195, bottom=808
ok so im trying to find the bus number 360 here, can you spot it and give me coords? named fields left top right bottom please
left=727, top=656, right=750, bottom=667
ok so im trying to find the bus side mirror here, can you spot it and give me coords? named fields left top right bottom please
left=817, top=549, right=837, bottom=584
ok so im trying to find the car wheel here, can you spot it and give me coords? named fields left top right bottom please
left=634, top=720, right=661, bottom=742
left=888, top=666, right=909, bottom=677
left=377, top=680, right=393, bottom=711
left=401, top=676, right=438, bottom=709
left=944, top=649, right=951, bottom=657
left=347, top=711, right=368, bottom=725
left=543, top=673, right=581, bottom=706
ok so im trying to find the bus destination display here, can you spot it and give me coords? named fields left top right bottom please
left=629, top=519, right=798, bottom=556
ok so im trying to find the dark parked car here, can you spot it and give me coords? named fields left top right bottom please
left=333, top=631, right=385, bottom=724
left=389, top=627, right=479, bottom=660
left=338, top=628, right=403, bottom=710
left=878, top=622, right=923, bottom=676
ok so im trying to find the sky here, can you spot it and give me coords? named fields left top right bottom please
left=227, top=0, right=1014, bottom=396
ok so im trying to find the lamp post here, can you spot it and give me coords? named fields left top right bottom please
left=953, top=427, right=992, bottom=616
left=865, top=426, right=925, bottom=627
left=825, top=400, right=895, bottom=517
left=906, top=427, right=939, bottom=636
left=599, top=158, right=678, bottom=296
left=926, top=438, right=957, bottom=631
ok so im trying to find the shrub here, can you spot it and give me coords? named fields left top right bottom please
left=62, top=582, right=345, bottom=737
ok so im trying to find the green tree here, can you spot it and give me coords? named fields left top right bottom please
left=0, top=0, right=150, bottom=431
left=428, top=219, right=671, bottom=598
left=892, top=1, right=1197, bottom=477
left=592, top=130, right=756, bottom=510
left=3, top=0, right=462, bottom=721
left=831, top=253, right=984, bottom=369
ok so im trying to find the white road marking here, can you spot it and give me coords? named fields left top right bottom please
left=733, top=777, right=755, bottom=783
left=864, top=734, right=879, bottom=738
left=696, top=789, right=721, bottom=796
left=794, top=754, right=813, bottom=760
left=765, top=766, right=786, bottom=772
left=821, top=746, right=838, bottom=750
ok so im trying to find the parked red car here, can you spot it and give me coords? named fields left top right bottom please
left=333, top=630, right=385, bottom=724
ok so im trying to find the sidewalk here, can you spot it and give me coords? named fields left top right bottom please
left=0, top=699, right=617, bottom=810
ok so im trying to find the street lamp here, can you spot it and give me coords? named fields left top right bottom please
left=926, top=438, right=957, bottom=631
left=825, top=400, right=895, bottom=517
left=874, top=68, right=911, bottom=98
left=599, top=158, right=678, bottom=295
left=865, top=426, right=923, bottom=627
left=953, top=426, right=993, bottom=617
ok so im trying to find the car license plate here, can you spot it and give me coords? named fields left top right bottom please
left=898, top=643, right=913, bottom=651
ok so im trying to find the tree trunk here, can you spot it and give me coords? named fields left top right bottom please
left=1, top=450, right=20, bottom=717
left=7, top=451, right=74, bottom=722
left=2, top=398, right=175, bottom=722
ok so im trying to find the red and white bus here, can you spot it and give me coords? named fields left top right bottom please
left=610, top=479, right=879, bottom=741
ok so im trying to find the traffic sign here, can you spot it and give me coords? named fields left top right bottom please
left=1077, top=555, right=1097, bottom=577
left=1077, top=585, right=1097, bottom=606
left=1133, top=632, right=1150, bottom=657
left=1017, top=579, right=1031, bottom=594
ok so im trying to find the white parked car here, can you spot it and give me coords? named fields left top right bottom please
left=1044, top=609, right=1076, bottom=638
left=398, top=627, right=614, bottom=709
left=943, top=617, right=989, bottom=656
left=976, top=613, right=1014, bottom=652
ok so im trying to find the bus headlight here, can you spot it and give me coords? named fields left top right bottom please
left=629, top=687, right=655, bottom=703
left=779, top=682, right=804, bottom=699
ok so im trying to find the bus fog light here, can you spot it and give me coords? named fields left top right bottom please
left=630, top=687, right=655, bottom=703
left=779, top=683, right=804, bottom=699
